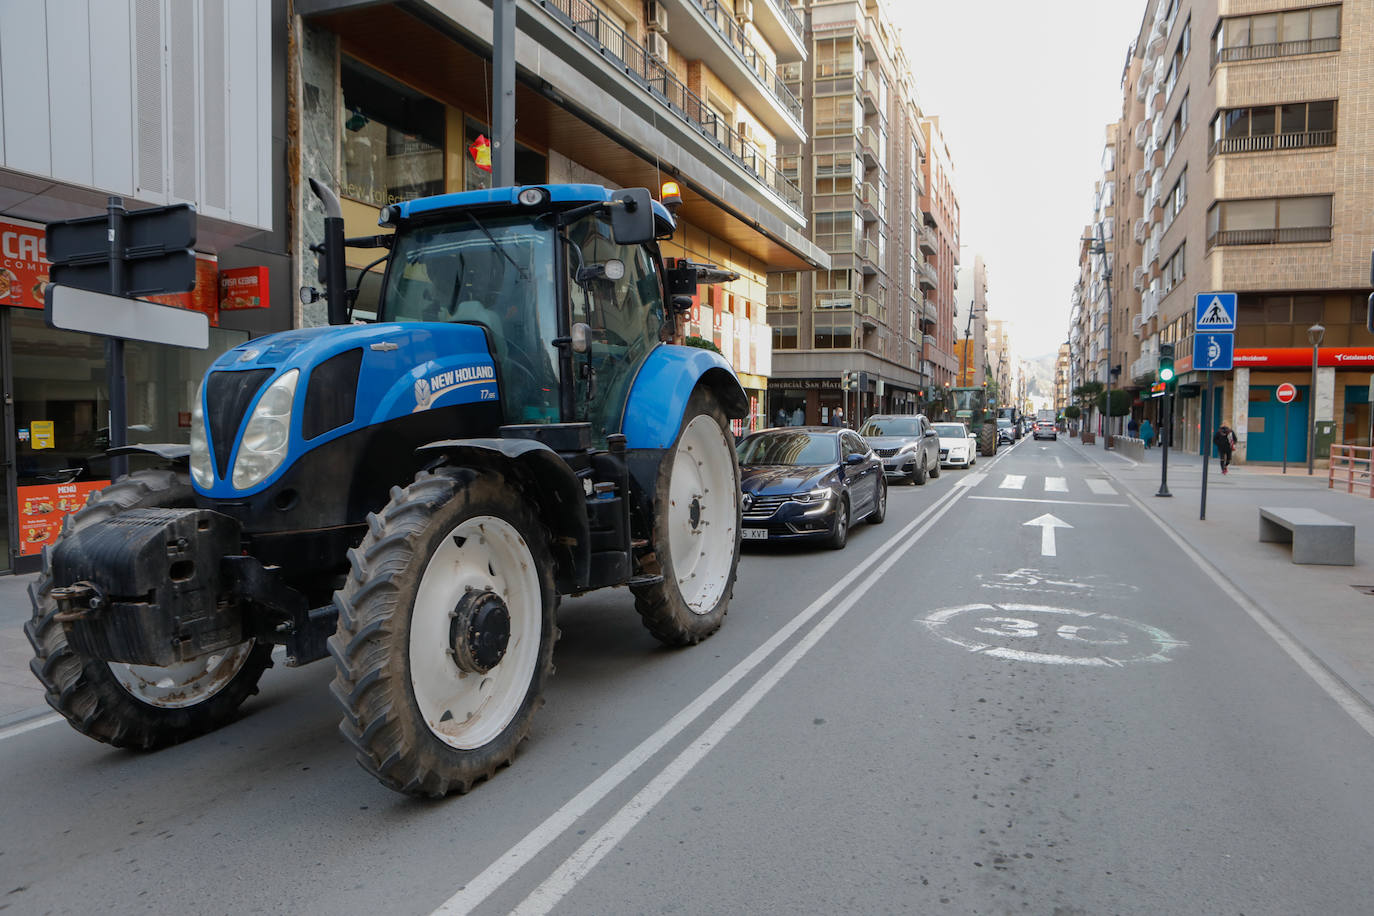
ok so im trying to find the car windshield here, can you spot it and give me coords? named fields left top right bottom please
left=997, top=418, right=1012, bottom=427
left=380, top=215, right=561, bottom=422
left=737, top=432, right=837, bottom=466
left=933, top=424, right=967, bottom=438
left=859, top=418, right=920, bottom=437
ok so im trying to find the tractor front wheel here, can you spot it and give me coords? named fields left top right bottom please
left=328, top=469, right=556, bottom=797
left=25, top=470, right=272, bottom=750
left=631, top=388, right=741, bottom=647
left=978, top=423, right=998, bottom=457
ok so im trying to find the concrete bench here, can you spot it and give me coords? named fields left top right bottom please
left=1258, top=507, right=1355, bottom=566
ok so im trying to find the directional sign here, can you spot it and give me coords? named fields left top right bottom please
left=46, top=285, right=208, bottom=349
left=1276, top=382, right=1297, bottom=404
left=1023, top=513, right=1072, bottom=557
left=1193, top=331, right=1234, bottom=371
left=46, top=203, right=197, bottom=297
left=1195, top=292, right=1237, bottom=331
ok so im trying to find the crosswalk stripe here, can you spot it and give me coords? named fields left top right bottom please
left=999, top=475, right=1026, bottom=490
left=1045, top=477, right=1068, bottom=492
left=1086, top=479, right=1117, bottom=496
left=955, top=472, right=987, bottom=488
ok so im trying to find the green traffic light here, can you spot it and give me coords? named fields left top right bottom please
left=1159, top=358, right=1175, bottom=383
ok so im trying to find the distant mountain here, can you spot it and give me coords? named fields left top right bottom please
left=1021, top=352, right=1058, bottom=406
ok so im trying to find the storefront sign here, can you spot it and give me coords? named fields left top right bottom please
left=1232, top=347, right=1374, bottom=369
left=146, top=254, right=219, bottom=326
left=219, top=266, right=270, bottom=310
left=0, top=217, right=51, bottom=310
left=30, top=420, right=54, bottom=449
left=17, top=480, right=108, bottom=556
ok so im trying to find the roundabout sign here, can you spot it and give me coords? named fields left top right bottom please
left=919, top=603, right=1186, bottom=667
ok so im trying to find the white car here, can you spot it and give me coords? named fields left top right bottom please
left=933, top=422, right=977, bottom=468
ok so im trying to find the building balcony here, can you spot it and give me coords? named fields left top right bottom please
left=660, top=0, right=804, bottom=140
left=917, top=223, right=937, bottom=255
left=1208, top=130, right=1337, bottom=161
left=921, top=299, right=938, bottom=327
left=858, top=181, right=879, bottom=222
left=1212, top=36, right=1340, bottom=70
left=858, top=124, right=879, bottom=169
left=859, top=68, right=880, bottom=116
left=856, top=237, right=878, bottom=275
left=1206, top=226, right=1332, bottom=250
left=752, top=0, right=806, bottom=63
left=916, top=258, right=938, bottom=291
left=856, top=293, right=883, bottom=328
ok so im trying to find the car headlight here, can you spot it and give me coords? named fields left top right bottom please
left=188, top=380, right=213, bottom=488
left=791, top=486, right=833, bottom=504
left=231, top=369, right=299, bottom=490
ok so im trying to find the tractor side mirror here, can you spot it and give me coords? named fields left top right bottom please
left=610, top=188, right=654, bottom=245
left=672, top=295, right=693, bottom=313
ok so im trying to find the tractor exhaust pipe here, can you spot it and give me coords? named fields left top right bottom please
left=308, top=178, right=349, bottom=326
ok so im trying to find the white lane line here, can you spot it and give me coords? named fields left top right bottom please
left=999, top=475, right=1026, bottom=490
left=1044, top=477, right=1068, bottom=492
left=1122, top=487, right=1374, bottom=740
left=1054, top=456, right=1064, bottom=469
left=509, top=476, right=974, bottom=916
left=0, top=713, right=61, bottom=742
left=435, top=485, right=966, bottom=913
left=438, top=445, right=1023, bottom=915
left=955, top=472, right=987, bottom=488
left=968, top=496, right=1128, bottom=508
left=1086, top=479, right=1118, bottom=496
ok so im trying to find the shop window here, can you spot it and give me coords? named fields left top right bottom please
left=341, top=58, right=445, bottom=207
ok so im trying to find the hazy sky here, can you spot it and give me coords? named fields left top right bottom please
left=894, top=0, right=1147, bottom=359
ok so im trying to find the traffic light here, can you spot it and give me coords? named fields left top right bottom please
left=840, top=370, right=859, bottom=391
left=1158, top=343, right=1176, bottom=386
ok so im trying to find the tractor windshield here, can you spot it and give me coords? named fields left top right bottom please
left=380, top=216, right=561, bottom=422
left=950, top=389, right=983, bottom=413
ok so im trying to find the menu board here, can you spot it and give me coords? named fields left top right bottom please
left=17, top=480, right=109, bottom=556
left=0, top=217, right=51, bottom=310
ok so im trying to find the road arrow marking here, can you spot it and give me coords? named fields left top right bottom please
left=1024, top=513, right=1072, bottom=557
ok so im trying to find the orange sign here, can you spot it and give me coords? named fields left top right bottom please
left=146, top=254, right=219, bottom=326
left=0, top=217, right=52, bottom=310
left=219, top=266, right=269, bottom=310
left=17, top=480, right=109, bottom=556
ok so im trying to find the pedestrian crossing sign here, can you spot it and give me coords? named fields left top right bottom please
left=1195, top=292, right=1237, bottom=330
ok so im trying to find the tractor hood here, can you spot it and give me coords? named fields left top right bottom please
left=194, top=322, right=499, bottom=498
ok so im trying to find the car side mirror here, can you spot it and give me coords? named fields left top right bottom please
left=845, top=453, right=866, bottom=466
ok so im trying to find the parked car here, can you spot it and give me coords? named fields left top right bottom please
left=737, top=428, right=886, bottom=549
left=996, top=417, right=1016, bottom=444
left=933, top=421, right=977, bottom=467
left=1033, top=420, right=1058, bottom=441
left=857, top=414, right=941, bottom=485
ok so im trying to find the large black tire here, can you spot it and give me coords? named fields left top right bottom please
left=868, top=479, right=887, bottom=525
left=929, top=456, right=941, bottom=479
left=24, top=470, right=272, bottom=750
left=911, top=454, right=928, bottom=486
left=978, top=424, right=998, bottom=457
left=630, top=388, right=741, bottom=647
left=328, top=468, right=557, bottom=797
left=826, top=497, right=850, bottom=550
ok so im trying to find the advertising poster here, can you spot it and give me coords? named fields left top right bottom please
left=219, top=266, right=269, bottom=310
left=17, top=480, right=109, bottom=556
left=30, top=420, right=54, bottom=449
left=0, top=217, right=51, bottom=310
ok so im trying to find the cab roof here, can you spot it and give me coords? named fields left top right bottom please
left=391, top=184, right=675, bottom=232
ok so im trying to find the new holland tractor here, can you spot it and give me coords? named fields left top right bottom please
left=950, top=386, right=998, bottom=457
left=27, top=180, right=747, bottom=797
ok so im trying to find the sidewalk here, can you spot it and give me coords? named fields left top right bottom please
left=1067, top=434, right=1374, bottom=710
left=0, top=571, right=46, bottom=728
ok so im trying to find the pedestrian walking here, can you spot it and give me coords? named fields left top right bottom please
left=1127, top=417, right=1140, bottom=439
left=1140, top=418, right=1154, bottom=449
left=1213, top=424, right=1237, bottom=474
left=830, top=407, right=845, bottom=428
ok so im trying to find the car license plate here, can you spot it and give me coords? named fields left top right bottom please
left=741, top=527, right=768, bottom=540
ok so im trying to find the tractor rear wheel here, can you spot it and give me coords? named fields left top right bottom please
left=328, top=469, right=556, bottom=797
left=25, top=470, right=272, bottom=749
left=631, top=388, right=740, bottom=647
left=978, top=423, right=998, bottom=456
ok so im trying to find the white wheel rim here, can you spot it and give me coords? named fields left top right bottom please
left=409, top=515, right=542, bottom=750
left=109, top=642, right=255, bottom=709
left=667, top=414, right=737, bottom=614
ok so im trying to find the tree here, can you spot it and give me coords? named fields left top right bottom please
left=683, top=335, right=721, bottom=354
left=1063, top=405, right=1082, bottom=420
left=1072, top=381, right=1103, bottom=419
left=1096, top=388, right=1131, bottom=417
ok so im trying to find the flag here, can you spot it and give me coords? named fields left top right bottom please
left=469, top=134, right=492, bottom=173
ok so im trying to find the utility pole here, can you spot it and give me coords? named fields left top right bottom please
left=491, top=0, right=517, bottom=187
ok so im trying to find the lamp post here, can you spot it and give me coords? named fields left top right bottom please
left=1307, top=322, right=1324, bottom=475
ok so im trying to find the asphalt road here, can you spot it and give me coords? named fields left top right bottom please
left=3, top=436, right=1373, bottom=915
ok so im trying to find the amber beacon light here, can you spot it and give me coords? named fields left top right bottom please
left=660, top=181, right=683, bottom=215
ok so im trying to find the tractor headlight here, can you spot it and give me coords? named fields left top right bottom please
left=232, top=369, right=299, bottom=490
left=188, top=380, right=213, bottom=489
left=791, top=487, right=833, bottom=504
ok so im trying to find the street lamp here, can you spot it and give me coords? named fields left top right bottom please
left=1307, top=322, right=1324, bottom=475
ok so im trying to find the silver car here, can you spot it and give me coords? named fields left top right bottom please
left=857, top=414, right=941, bottom=485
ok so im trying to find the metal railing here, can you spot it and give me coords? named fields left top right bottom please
left=854, top=293, right=882, bottom=320
left=764, top=0, right=804, bottom=41
left=917, top=223, right=937, bottom=254
left=1329, top=445, right=1374, bottom=497
left=538, top=0, right=802, bottom=213
left=916, top=258, right=937, bottom=289
left=1206, top=226, right=1332, bottom=249
left=1208, top=129, right=1336, bottom=160
left=694, top=0, right=803, bottom=123
left=1213, top=36, right=1340, bottom=67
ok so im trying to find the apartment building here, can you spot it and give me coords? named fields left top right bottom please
left=986, top=319, right=1017, bottom=409
left=1079, top=0, right=1374, bottom=461
left=296, top=0, right=828, bottom=433
left=920, top=116, right=961, bottom=390
left=1055, top=343, right=1072, bottom=414
left=766, top=0, right=942, bottom=425
left=955, top=252, right=989, bottom=387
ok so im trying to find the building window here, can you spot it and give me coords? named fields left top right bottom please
left=1163, top=170, right=1187, bottom=230
left=815, top=269, right=855, bottom=310
left=1212, top=5, right=1340, bottom=66
left=813, top=211, right=861, bottom=255
left=340, top=57, right=445, bottom=207
left=814, top=37, right=857, bottom=78
left=767, top=272, right=800, bottom=311
left=771, top=313, right=799, bottom=350
left=1206, top=195, right=1333, bottom=249
left=813, top=94, right=860, bottom=138
left=1162, top=243, right=1186, bottom=294
left=814, top=154, right=856, bottom=195
left=814, top=312, right=854, bottom=348
left=1209, top=100, right=1337, bottom=158
left=1164, top=21, right=1190, bottom=99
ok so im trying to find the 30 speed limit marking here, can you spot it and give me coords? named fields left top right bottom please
left=919, top=603, right=1186, bottom=667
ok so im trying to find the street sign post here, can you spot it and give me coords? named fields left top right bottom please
left=1193, top=293, right=1237, bottom=520
left=1195, top=292, right=1237, bottom=331
left=1277, top=382, right=1297, bottom=474
left=1193, top=332, right=1235, bottom=372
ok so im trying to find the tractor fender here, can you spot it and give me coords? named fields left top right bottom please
left=619, top=345, right=748, bottom=450
left=416, top=437, right=589, bottom=592
left=105, top=443, right=191, bottom=466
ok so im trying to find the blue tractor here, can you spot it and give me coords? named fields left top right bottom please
left=28, top=181, right=747, bottom=797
